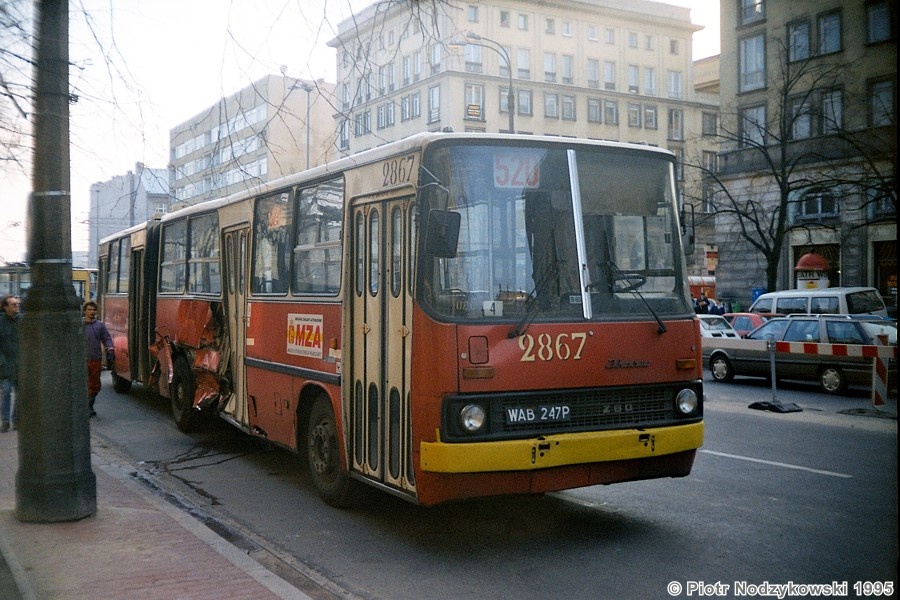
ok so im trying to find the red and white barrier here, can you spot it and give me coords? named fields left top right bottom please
left=870, top=334, right=891, bottom=407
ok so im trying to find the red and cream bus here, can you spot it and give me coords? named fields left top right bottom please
left=99, top=132, right=704, bottom=507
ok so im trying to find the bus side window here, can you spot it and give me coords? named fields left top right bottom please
left=252, top=193, right=292, bottom=294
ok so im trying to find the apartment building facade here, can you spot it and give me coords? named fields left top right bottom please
left=169, top=75, right=336, bottom=205
left=327, top=0, right=720, bottom=276
left=87, top=163, right=172, bottom=268
left=715, top=0, right=896, bottom=310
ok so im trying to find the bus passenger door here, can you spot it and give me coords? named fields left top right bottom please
left=350, top=199, right=415, bottom=496
left=222, top=227, right=250, bottom=429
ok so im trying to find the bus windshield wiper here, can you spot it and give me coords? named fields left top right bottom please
left=508, top=266, right=555, bottom=339
left=606, top=260, right=667, bottom=334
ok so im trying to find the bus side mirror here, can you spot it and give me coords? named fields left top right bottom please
left=680, top=204, right=695, bottom=255
left=425, top=209, right=461, bottom=258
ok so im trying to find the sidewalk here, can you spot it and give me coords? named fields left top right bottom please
left=0, top=431, right=310, bottom=600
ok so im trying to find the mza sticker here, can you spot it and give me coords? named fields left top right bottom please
left=287, top=314, right=323, bottom=358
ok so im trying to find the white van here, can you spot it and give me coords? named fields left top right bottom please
left=748, top=287, right=888, bottom=317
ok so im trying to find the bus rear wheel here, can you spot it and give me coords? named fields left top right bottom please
left=111, top=372, right=132, bottom=393
left=170, top=357, right=199, bottom=432
left=307, top=397, right=360, bottom=507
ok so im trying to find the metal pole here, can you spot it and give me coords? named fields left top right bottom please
left=16, top=0, right=96, bottom=522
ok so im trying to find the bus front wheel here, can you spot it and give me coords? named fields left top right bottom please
left=307, top=397, right=360, bottom=507
left=170, top=357, right=199, bottom=432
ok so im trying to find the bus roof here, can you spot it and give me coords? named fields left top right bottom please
left=160, top=132, right=676, bottom=223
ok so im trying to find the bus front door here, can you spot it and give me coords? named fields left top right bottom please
left=222, top=227, right=250, bottom=429
left=350, top=199, right=416, bottom=496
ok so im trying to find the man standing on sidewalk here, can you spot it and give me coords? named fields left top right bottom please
left=0, top=295, right=21, bottom=432
left=83, top=301, right=113, bottom=417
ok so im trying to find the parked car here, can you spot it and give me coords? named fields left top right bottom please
left=698, top=314, right=740, bottom=339
left=707, top=316, right=897, bottom=394
left=723, top=312, right=780, bottom=337
left=748, top=287, right=888, bottom=317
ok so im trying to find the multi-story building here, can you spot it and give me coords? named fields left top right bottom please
left=169, top=74, right=336, bottom=205
left=715, top=0, right=896, bottom=311
left=327, top=0, right=719, bottom=277
left=87, top=163, right=172, bottom=268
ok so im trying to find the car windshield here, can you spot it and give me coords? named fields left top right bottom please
left=417, top=142, right=692, bottom=323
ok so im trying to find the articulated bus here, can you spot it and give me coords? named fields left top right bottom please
left=98, top=132, right=704, bottom=507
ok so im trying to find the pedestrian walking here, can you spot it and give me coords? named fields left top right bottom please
left=83, top=301, right=113, bottom=417
left=0, top=295, right=21, bottom=432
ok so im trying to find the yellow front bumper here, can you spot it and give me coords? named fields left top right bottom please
left=421, top=422, right=704, bottom=473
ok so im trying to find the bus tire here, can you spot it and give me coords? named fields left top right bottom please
left=111, top=372, right=132, bottom=393
left=307, top=396, right=360, bottom=507
left=170, top=357, right=199, bottom=432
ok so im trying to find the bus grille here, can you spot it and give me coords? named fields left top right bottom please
left=442, top=383, right=700, bottom=442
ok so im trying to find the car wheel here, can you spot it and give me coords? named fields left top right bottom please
left=710, top=354, right=734, bottom=382
left=819, top=366, right=846, bottom=395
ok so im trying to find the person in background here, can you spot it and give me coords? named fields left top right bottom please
left=0, top=295, right=21, bottom=432
left=83, top=301, right=113, bottom=417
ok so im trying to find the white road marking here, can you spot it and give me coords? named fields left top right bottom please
left=700, top=449, right=853, bottom=478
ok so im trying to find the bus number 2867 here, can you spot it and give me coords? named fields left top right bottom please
left=517, top=332, right=588, bottom=362
left=382, top=155, right=417, bottom=187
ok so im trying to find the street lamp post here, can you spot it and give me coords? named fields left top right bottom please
left=456, top=32, right=515, bottom=134
left=299, top=82, right=314, bottom=170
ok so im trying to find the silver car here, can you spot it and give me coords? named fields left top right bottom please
left=707, top=316, right=896, bottom=394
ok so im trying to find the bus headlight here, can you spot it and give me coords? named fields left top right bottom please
left=675, top=389, right=699, bottom=416
left=459, top=404, right=486, bottom=433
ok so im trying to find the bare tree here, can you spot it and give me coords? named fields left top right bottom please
left=684, top=40, right=896, bottom=292
left=0, top=0, right=31, bottom=172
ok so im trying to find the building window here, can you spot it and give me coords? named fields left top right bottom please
left=561, top=55, right=574, bottom=85
left=667, top=70, right=683, bottom=99
left=430, top=45, right=441, bottom=75
left=670, top=39, right=679, bottom=55
left=868, top=79, right=895, bottom=126
left=788, top=20, right=810, bottom=61
left=411, top=92, right=421, bottom=118
left=643, top=67, right=656, bottom=96
left=604, top=61, right=616, bottom=90
left=702, top=112, right=718, bottom=136
left=644, top=105, right=658, bottom=129
left=428, top=85, right=440, bottom=123
left=588, top=98, right=602, bottom=123
left=545, top=18, right=555, bottom=34
left=627, top=103, right=641, bottom=127
left=866, top=1, right=895, bottom=44
left=517, top=48, right=531, bottom=79
left=587, top=25, right=598, bottom=40
left=645, top=35, right=655, bottom=51
left=517, top=89, right=533, bottom=116
left=788, top=96, right=812, bottom=140
left=740, top=0, right=765, bottom=25
left=628, top=32, right=638, bottom=48
left=544, top=93, right=559, bottom=118
left=464, top=84, right=484, bottom=120
left=667, top=108, right=683, bottom=140
left=670, top=147, right=684, bottom=181
left=499, top=45, right=511, bottom=77
left=467, top=5, right=478, bottom=22
left=465, top=44, right=483, bottom=73
left=518, top=13, right=528, bottom=30
left=740, top=34, right=766, bottom=92
left=544, top=53, right=556, bottom=83
left=740, top=104, right=766, bottom=146
left=796, top=187, right=838, bottom=220
left=605, top=28, right=615, bottom=44
left=820, top=89, right=842, bottom=134
left=603, top=100, right=618, bottom=124
left=817, top=11, right=841, bottom=55
left=562, top=21, right=573, bottom=36
left=587, top=59, right=600, bottom=89
left=703, top=150, right=718, bottom=173
left=401, top=95, right=410, bottom=121
left=500, top=10, right=510, bottom=27
left=627, top=65, right=639, bottom=93
left=562, top=95, right=576, bottom=121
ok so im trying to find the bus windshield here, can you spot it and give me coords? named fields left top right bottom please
left=418, top=142, right=691, bottom=322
